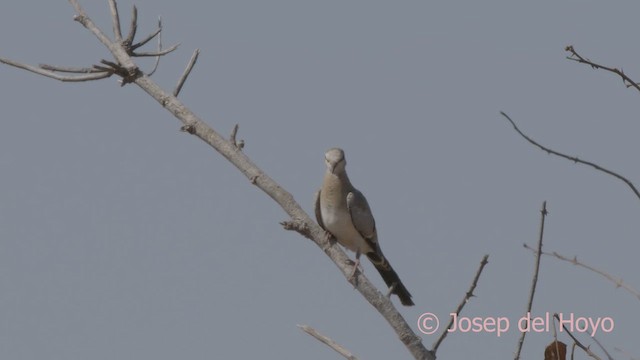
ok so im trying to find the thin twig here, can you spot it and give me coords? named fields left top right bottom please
left=553, top=314, right=602, bottom=360
left=229, top=123, right=245, bottom=150
left=566, top=45, right=640, bottom=93
left=591, top=336, right=614, bottom=360
left=514, top=201, right=547, bottom=360
left=147, top=16, right=162, bottom=76
left=614, top=347, right=639, bottom=360
left=298, top=325, right=359, bottom=360
left=173, top=49, right=200, bottom=96
left=523, top=244, right=640, bottom=301
left=131, top=27, right=161, bottom=51
left=123, top=5, right=138, bottom=46
left=500, top=111, right=640, bottom=201
left=0, top=57, right=111, bottom=82
left=108, top=0, right=122, bottom=41
left=39, top=64, right=103, bottom=73
left=133, top=43, right=180, bottom=57
left=432, top=254, right=489, bottom=353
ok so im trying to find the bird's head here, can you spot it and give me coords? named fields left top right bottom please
left=325, top=147, right=346, bottom=174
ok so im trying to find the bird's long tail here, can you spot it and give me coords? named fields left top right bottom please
left=367, top=253, right=414, bottom=306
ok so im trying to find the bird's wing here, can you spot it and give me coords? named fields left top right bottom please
left=347, top=190, right=414, bottom=306
left=346, top=189, right=380, bottom=253
left=313, top=189, right=325, bottom=229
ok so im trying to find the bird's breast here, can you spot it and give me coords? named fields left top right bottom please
left=321, top=202, right=370, bottom=253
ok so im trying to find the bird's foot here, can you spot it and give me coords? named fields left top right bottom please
left=385, top=282, right=398, bottom=298
left=347, top=257, right=363, bottom=284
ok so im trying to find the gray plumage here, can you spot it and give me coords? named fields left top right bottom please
left=314, top=148, right=413, bottom=306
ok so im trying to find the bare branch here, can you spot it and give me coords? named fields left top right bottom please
left=133, top=43, right=180, bottom=57
left=523, top=244, right=640, bottom=301
left=39, top=64, right=103, bottom=73
left=173, top=49, right=200, bottom=96
left=131, top=27, right=161, bottom=51
left=99, top=59, right=120, bottom=69
left=432, top=254, right=489, bottom=353
left=500, top=111, right=640, bottom=201
left=228, top=123, right=246, bottom=150
left=0, top=57, right=111, bottom=82
left=147, top=16, right=162, bottom=76
left=49, top=3, right=434, bottom=359
left=108, top=0, right=123, bottom=41
left=69, top=0, right=139, bottom=79
left=553, top=314, right=602, bottom=360
left=298, top=325, right=359, bottom=360
left=514, top=201, right=548, bottom=360
left=565, top=45, right=640, bottom=93
left=123, top=5, right=138, bottom=46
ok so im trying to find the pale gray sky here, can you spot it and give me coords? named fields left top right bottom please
left=1, top=1, right=638, bottom=359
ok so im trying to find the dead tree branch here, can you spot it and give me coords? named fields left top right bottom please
left=566, top=45, right=640, bottom=93
left=131, top=27, right=161, bottom=51
left=1, top=1, right=434, bottom=359
left=133, top=43, right=180, bottom=57
left=123, top=5, right=137, bottom=47
left=523, top=244, right=640, bottom=301
left=173, top=49, right=200, bottom=97
left=146, top=16, right=162, bottom=76
left=514, top=201, right=548, bottom=360
left=432, top=254, right=489, bottom=353
left=500, top=111, right=640, bottom=201
left=0, top=57, right=112, bottom=81
left=298, top=325, right=359, bottom=360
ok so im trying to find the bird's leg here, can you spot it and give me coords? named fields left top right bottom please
left=385, top=282, right=398, bottom=298
left=348, top=249, right=363, bottom=282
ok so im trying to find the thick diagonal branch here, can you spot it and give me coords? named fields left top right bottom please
left=52, top=1, right=435, bottom=359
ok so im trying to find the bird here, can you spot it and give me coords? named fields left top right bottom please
left=314, top=147, right=414, bottom=306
